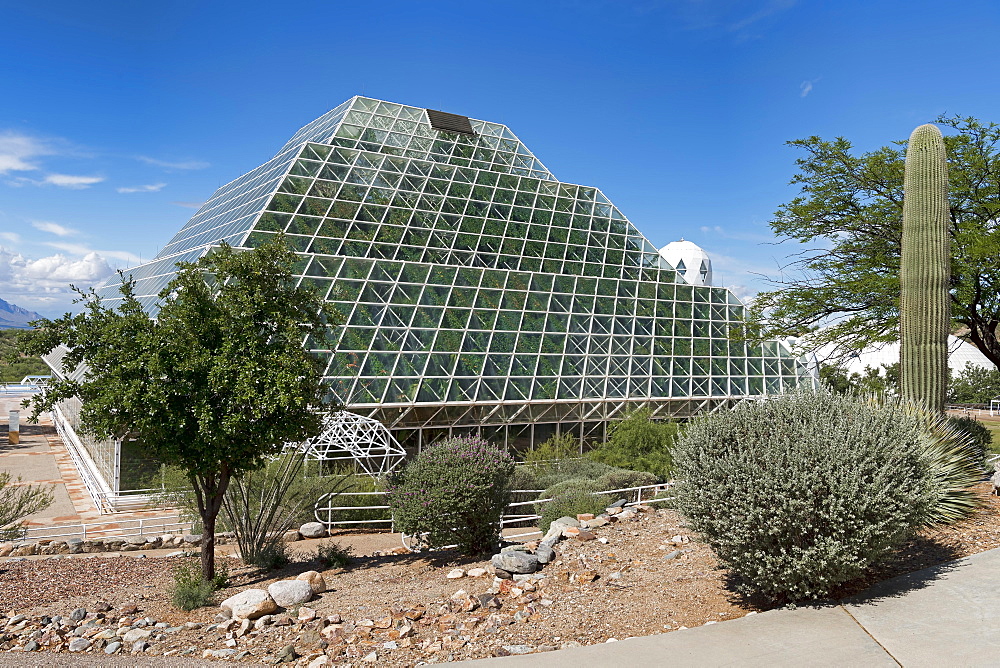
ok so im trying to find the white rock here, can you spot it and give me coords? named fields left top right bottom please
left=268, top=579, right=314, bottom=608
left=122, top=628, right=152, bottom=644
left=467, top=567, right=488, bottom=578
left=446, top=568, right=465, bottom=579
left=220, top=589, right=279, bottom=620
left=308, top=655, right=330, bottom=668
left=299, top=522, right=328, bottom=539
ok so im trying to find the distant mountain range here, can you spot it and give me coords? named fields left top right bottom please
left=0, top=298, right=43, bottom=329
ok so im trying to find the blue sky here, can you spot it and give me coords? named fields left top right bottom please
left=2, top=0, right=999, bottom=316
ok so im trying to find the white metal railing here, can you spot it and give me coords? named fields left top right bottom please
left=50, top=405, right=114, bottom=513
left=18, top=516, right=192, bottom=543
left=313, top=482, right=674, bottom=546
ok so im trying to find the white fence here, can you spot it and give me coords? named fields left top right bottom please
left=19, top=516, right=192, bottom=543
left=313, top=482, right=673, bottom=542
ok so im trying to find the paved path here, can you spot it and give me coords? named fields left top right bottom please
left=1, top=395, right=189, bottom=539
left=463, top=547, right=1000, bottom=667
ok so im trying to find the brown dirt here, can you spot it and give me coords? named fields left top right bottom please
left=3, top=483, right=1000, bottom=665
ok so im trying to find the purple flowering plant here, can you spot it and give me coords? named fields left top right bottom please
left=386, top=436, right=515, bottom=556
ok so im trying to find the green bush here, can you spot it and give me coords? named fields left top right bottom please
left=510, top=466, right=541, bottom=491
left=386, top=436, right=515, bottom=555
left=534, top=459, right=620, bottom=489
left=171, top=561, right=227, bottom=611
left=595, top=469, right=659, bottom=492
left=947, top=415, right=991, bottom=466
left=538, top=479, right=607, bottom=530
left=672, top=389, right=981, bottom=602
left=316, top=542, right=354, bottom=569
left=586, top=408, right=677, bottom=480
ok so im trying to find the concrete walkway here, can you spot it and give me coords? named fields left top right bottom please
left=464, top=546, right=1000, bottom=667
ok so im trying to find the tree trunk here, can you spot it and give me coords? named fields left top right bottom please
left=192, top=469, right=232, bottom=583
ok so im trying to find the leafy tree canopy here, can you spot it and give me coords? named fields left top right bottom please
left=17, top=238, right=336, bottom=579
left=746, top=115, right=1000, bottom=369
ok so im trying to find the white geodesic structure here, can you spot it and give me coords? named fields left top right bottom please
left=300, top=411, right=406, bottom=476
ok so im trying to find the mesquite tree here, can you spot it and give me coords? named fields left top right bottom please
left=900, top=124, right=950, bottom=413
left=18, top=237, right=335, bottom=581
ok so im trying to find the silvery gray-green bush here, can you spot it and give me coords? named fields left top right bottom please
left=672, top=388, right=980, bottom=601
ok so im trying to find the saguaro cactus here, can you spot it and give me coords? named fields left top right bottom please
left=900, top=124, right=950, bottom=413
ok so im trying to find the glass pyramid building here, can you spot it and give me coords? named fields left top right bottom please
left=97, top=96, right=811, bottom=451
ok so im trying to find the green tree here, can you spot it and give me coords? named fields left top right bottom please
left=949, top=362, right=1000, bottom=403
left=746, top=115, right=1000, bottom=369
left=586, top=407, right=677, bottom=480
left=17, top=238, right=335, bottom=580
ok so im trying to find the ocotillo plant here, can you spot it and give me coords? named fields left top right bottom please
left=900, top=124, right=950, bottom=413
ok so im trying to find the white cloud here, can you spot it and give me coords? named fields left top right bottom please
left=43, top=241, right=140, bottom=265
left=117, top=183, right=166, bottom=194
left=800, top=78, right=820, bottom=97
left=172, top=201, right=205, bottom=209
left=0, top=246, right=116, bottom=311
left=0, top=131, right=52, bottom=174
left=0, top=232, right=19, bottom=243
left=138, top=156, right=210, bottom=170
left=43, top=173, right=104, bottom=189
left=32, top=220, right=79, bottom=237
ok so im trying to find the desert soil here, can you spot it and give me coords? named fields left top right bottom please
left=2, top=482, right=1000, bottom=666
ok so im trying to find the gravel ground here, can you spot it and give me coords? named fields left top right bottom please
left=2, top=482, right=1000, bottom=666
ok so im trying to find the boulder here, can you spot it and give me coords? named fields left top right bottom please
left=535, top=545, right=556, bottom=564
left=299, top=522, right=328, bottom=539
left=182, top=534, right=202, bottom=545
left=221, top=589, right=279, bottom=620
left=491, top=551, right=539, bottom=574
left=549, top=516, right=580, bottom=531
left=268, top=580, right=314, bottom=608
left=296, top=570, right=327, bottom=594
left=282, top=530, right=301, bottom=542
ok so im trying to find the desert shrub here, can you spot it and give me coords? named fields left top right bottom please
left=221, top=451, right=349, bottom=569
left=316, top=542, right=354, bottom=569
left=522, top=433, right=580, bottom=467
left=510, top=466, right=541, bottom=492
left=534, top=459, right=621, bottom=489
left=595, top=469, right=660, bottom=492
left=586, top=408, right=677, bottom=480
left=0, top=472, right=53, bottom=541
left=672, top=389, right=982, bottom=602
left=538, top=479, right=607, bottom=530
left=386, top=436, right=515, bottom=555
left=171, top=561, right=227, bottom=611
left=946, top=415, right=991, bottom=465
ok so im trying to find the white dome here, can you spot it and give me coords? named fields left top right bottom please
left=813, top=335, right=994, bottom=377
left=659, top=239, right=713, bottom=286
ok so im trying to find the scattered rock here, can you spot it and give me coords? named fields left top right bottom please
left=68, top=637, right=92, bottom=652
left=297, top=606, right=317, bottom=622
left=535, top=545, right=556, bottom=564
left=276, top=643, right=298, bottom=663
left=467, top=567, right=488, bottom=577
left=104, top=641, right=122, bottom=654
left=23, top=640, right=39, bottom=651
left=220, top=589, right=279, bottom=620
left=500, top=644, right=534, bottom=655
left=447, top=568, right=466, bottom=579
left=576, top=513, right=595, bottom=521
left=268, top=579, right=314, bottom=608
left=296, top=570, right=327, bottom=594
left=69, top=607, right=87, bottom=621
